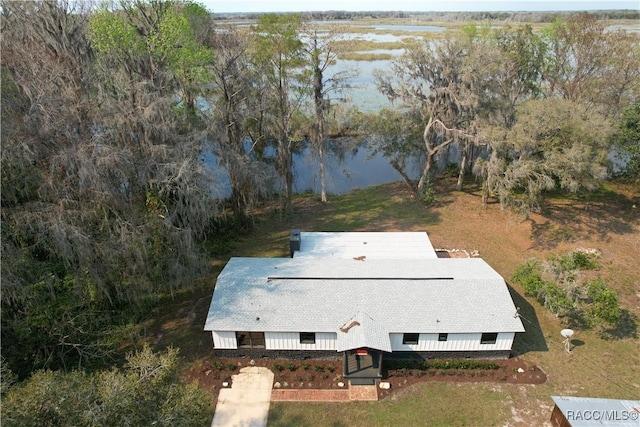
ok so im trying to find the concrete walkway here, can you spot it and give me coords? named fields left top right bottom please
left=211, top=367, right=274, bottom=427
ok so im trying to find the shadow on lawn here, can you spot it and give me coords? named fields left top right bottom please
left=529, top=189, right=637, bottom=250
left=507, top=284, right=549, bottom=355
left=599, top=309, right=638, bottom=340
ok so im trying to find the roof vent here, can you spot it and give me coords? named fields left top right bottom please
left=290, top=229, right=301, bottom=257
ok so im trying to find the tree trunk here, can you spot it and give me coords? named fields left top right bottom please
left=390, top=158, right=418, bottom=194
left=319, top=142, right=327, bottom=202
left=417, top=151, right=434, bottom=193
left=481, top=180, right=489, bottom=206
left=456, top=141, right=468, bottom=191
left=312, top=53, right=327, bottom=203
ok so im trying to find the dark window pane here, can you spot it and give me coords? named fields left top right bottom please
left=250, top=332, right=265, bottom=348
left=236, top=332, right=249, bottom=347
left=236, top=332, right=265, bottom=348
left=480, top=333, right=498, bottom=344
left=300, top=332, right=316, bottom=344
left=403, top=333, right=419, bottom=345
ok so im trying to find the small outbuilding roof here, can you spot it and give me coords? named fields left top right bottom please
left=551, top=396, right=640, bottom=426
left=293, top=231, right=438, bottom=260
left=204, top=256, right=525, bottom=339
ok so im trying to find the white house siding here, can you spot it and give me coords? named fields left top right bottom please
left=213, top=330, right=515, bottom=352
left=212, top=331, right=238, bottom=349
left=389, top=332, right=515, bottom=352
left=265, top=332, right=337, bottom=350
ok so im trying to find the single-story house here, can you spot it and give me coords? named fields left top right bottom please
left=550, top=396, right=640, bottom=427
left=204, top=231, right=525, bottom=381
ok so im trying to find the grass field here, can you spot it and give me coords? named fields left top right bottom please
left=152, top=179, right=639, bottom=426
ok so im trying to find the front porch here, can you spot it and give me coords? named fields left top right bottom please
left=342, top=349, right=383, bottom=385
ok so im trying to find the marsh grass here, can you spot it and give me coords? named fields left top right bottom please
left=333, top=39, right=406, bottom=51
left=339, top=52, right=395, bottom=61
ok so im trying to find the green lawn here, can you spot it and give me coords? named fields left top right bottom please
left=269, top=382, right=510, bottom=427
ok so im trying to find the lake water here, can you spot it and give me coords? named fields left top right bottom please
left=208, top=23, right=483, bottom=197
left=205, top=137, right=425, bottom=198
left=292, top=139, right=423, bottom=194
left=206, top=23, right=430, bottom=197
left=205, top=135, right=475, bottom=198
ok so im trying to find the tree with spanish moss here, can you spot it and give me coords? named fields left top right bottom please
left=251, top=13, right=306, bottom=212
left=301, top=23, right=356, bottom=203
left=1, top=0, right=217, bottom=376
left=376, top=33, right=479, bottom=194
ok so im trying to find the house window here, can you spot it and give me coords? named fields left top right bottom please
left=438, top=333, right=448, bottom=342
left=480, top=333, right=498, bottom=344
left=403, top=333, right=419, bottom=345
left=299, top=332, right=316, bottom=344
left=236, top=332, right=265, bottom=348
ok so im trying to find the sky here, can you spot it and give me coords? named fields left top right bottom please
left=203, top=1, right=640, bottom=13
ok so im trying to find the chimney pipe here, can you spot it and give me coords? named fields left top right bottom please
left=290, top=229, right=301, bottom=257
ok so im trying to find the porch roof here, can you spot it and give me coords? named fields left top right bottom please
left=336, top=311, right=392, bottom=352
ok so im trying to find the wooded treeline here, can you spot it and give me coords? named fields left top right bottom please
left=215, top=9, right=640, bottom=23
left=371, top=15, right=639, bottom=210
left=1, top=1, right=639, bottom=423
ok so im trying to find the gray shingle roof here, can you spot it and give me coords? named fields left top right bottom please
left=294, top=231, right=438, bottom=260
left=336, top=311, right=392, bottom=352
left=204, top=257, right=525, bottom=335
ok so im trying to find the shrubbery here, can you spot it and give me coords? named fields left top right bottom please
left=386, top=359, right=502, bottom=371
left=586, top=279, right=621, bottom=326
left=1, top=346, right=211, bottom=427
left=512, top=251, right=621, bottom=329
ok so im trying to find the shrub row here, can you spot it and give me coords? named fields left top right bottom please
left=386, top=359, right=501, bottom=371
left=271, top=363, right=335, bottom=373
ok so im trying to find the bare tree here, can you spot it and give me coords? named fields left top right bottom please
left=207, top=28, right=276, bottom=223
left=301, top=23, right=357, bottom=203
left=542, top=13, right=640, bottom=114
